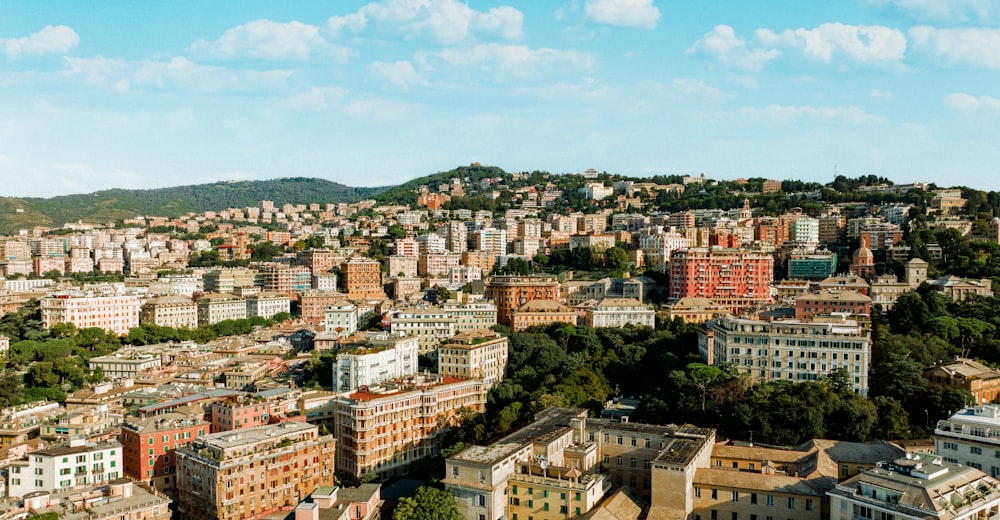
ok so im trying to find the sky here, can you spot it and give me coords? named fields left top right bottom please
left=1, top=0, right=999, bottom=197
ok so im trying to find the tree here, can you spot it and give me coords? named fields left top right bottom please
left=436, top=286, right=452, bottom=302
left=393, top=486, right=462, bottom=520
left=604, top=246, right=628, bottom=271
left=686, top=362, right=721, bottom=412
left=0, top=371, right=24, bottom=407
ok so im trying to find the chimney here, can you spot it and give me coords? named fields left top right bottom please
left=295, top=503, right=319, bottom=520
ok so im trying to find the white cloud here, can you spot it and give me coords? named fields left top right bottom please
left=866, top=0, right=997, bottom=23
left=63, top=55, right=293, bottom=92
left=687, top=25, right=779, bottom=72
left=945, top=92, right=1000, bottom=114
left=416, top=43, right=595, bottom=81
left=910, top=26, right=1000, bottom=67
left=368, top=60, right=422, bottom=89
left=870, top=88, right=893, bottom=100
left=511, top=81, right=618, bottom=101
left=756, top=23, right=906, bottom=64
left=2, top=25, right=79, bottom=58
left=342, top=98, right=421, bottom=121
left=584, top=0, right=661, bottom=29
left=326, top=0, right=523, bottom=44
left=736, top=104, right=884, bottom=125
left=284, top=86, right=350, bottom=111
left=672, top=78, right=727, bottom=99
left=191, top=19, right=351, bottom=62
left=135, top=57, right=293, bottom=91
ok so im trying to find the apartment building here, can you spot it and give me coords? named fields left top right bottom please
left=934, top=405, right=1000, bottom=476
left=40, top=293, right=141, bottom=336
left=341, top=257, right=386, bottom=299
left=441, top=301, right=498, bottom=333
left=511, top=299, right=578, bottom=331
left=444, top=408, right=600, bottom=520
left=332, top=374, right=486, bottom=479
left=299, top=290, right=345, bottom=326
left=385, top=309, right=457, bottom=354
left=925, top=358, right=1000, bottom=405
left=175, top=422, right=336, bottom=520
left=8, top=439, right=123, bottom=498
left=10, top=479, right=171, bottom=520
left=580, top=298, right=655, bottom=328
left=245, top=292, right=291, bottom=319
left=418, top=252, right=461, bottom=276
left=828, top=454, right=1000, bottom=520
left=669, top=248, right=774, bottom=313
left=485, top=276, right=560, bottom=327
left=296, top=248, right=338, bottom=275
left=140, top=295, right=198, bottom=329
left=196, top=293, right=247, bottom=326
left=794, top=289, right=872, bottom=320
left=437, top=330, right=509, bottom=389
left=325, top=301, right=359, bottom=338
left=699, top=315, right=872, bottom=395
left=88, top=354, right=162, bottom=382
left=386, top=255, right=418, bottom=278
left=333, top=333, right=419, bottom=393
left=472, top=228, right=507, bottom=256
left=120, top=412, right=208, bottom=498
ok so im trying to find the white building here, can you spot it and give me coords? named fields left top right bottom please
left=473, top=228, right=507, bottom=257
left=581, top=298, right=655, bottom=328
left=449, top=266, right=482, bottom=285
left=789, top=216, right=820, bottom=245
left=7, top=439, right=123, bottom=498
left=935, top=405, right=1000, bottom=476
left=441, top=301, right=498, bottom=333
left=195, top=293, right=247, bottom=326
left=638, top=230, right=691, bottom=270
left=245, top=292, right=291, bottom=320
left=580, top=182, right=614, bottom=201
left=88, top=353, right=161, bottom=381
left=699, top=315, right=872, bottom=395
left=333, top=333, right=419, bottom=393
left=386, top=309, right=458, bottom=354
left=828, top=453, right=1000, bottom=520
left=415, top=232, right=447, bottom=255
left=325, top=301, right=359, bottom=338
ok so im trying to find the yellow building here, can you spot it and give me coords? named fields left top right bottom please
left=437, top=329, right=509, bottom=389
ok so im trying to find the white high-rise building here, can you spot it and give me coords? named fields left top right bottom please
left=333, top=333, right=419, bottom=393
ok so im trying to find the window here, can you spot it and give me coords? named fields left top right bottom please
left=695, top=487, right=701, bottom=498
left=732, top=491, right=739, bottom=502
left=478, top=495, right=486, bottom=506
left=711, top=489, right=718, bottom=499
left=616, top=457, right=623, bottom=466
left=766, top=495, right=774, bottom=506
left=512, top=485, right=518, bottom=495
left=972, top=446, right=983, bottom=455
left=806, top=499, right=813, bottom=511
left=603, top=455, right=609, bottom=464
left=452, top=466, right=459, bottom=477
left=731, top=513, right=738, bottom=520
left=787, top=497, right=795, bottom=509
left=750, top=493, right=757, bottom=505
left=543, top=503, right=549, bottom=511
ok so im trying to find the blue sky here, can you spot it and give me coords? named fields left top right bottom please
left=1, top=0, right=999, bottom=197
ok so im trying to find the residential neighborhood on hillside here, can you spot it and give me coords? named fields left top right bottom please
left=2, top=167, right=1000, bottom=519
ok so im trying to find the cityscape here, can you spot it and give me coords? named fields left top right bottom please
left=4, top=1, right=1000, bottom=520
left=0, top=165, right=998, bottom=520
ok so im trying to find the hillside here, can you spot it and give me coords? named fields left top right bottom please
left=0, top=178, right=387, bottom=234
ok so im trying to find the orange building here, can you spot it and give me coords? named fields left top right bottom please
left=341, top=257, right=386, bottom=299
left=299, top=290, right=345, bottom=326
left=485, top=275, right=561, bottom=326
left=794, top=289, right=872, bottom=319
left=924, top=358, right=1000, bottom=405
left=510, top=299, right=578, bottom=331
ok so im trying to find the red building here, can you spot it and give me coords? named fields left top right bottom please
left=669, top=248, right=774, bottom=312
left=299, top=290, right=346, bottom=326
left=754, top=217, right=789, bottom=246
left=120, top=411, right=208, bottom=499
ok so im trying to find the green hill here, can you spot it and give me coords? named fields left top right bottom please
left=0, top=178, right=387, bottom=234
